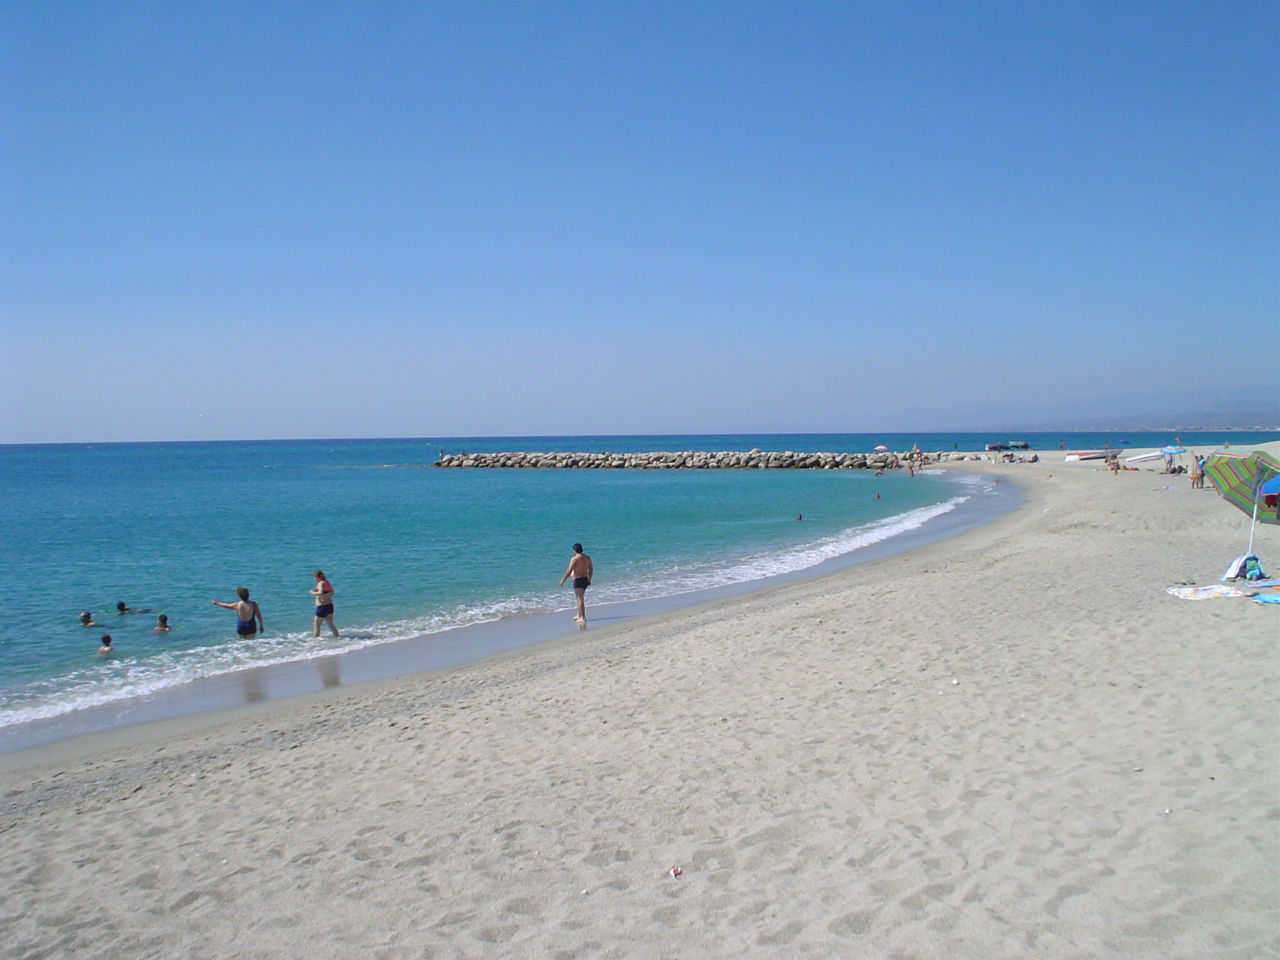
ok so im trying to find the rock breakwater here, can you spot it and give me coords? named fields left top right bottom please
left=433, top=449, right=985, bottom=470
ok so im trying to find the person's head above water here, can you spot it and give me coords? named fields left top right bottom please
left=99, top=635, right=112, bottom=647
left=313, top=570, right=326, bottom=581
left=116, top=601, right=127, bottom=612
left=572, top=543, right=583, bottom=554
left=236, top=587, right=250, bottom=601
left=79, top=611, right=92, bottom=623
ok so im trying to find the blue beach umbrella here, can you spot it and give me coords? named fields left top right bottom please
left=1263, top=474, right=1280, bottom=507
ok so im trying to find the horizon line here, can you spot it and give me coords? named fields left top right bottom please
left=4, top=426, right=1279, bottom=448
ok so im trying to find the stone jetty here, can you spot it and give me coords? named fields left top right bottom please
left=433, top=449, right=986, bottom=470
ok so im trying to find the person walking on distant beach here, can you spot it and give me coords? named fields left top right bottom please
left=559, top=543, right=593, bottom=623
left=213, top=587, right=263, bottom=639
left=310, top=569, right=340, bottom=638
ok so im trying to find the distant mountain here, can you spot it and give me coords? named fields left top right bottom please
left=1056, top=401, right=1279, bottom=431
left=943, top=387, right=1279, bottom=433
left=1059, top=414, right=1275, bottom=431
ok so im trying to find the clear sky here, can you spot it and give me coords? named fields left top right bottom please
left=2, top=1, right=1276, bottom=442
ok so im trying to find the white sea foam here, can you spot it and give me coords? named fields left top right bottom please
left=588, top=485, right=978, bottom=603
left=0, top=475, right=992, bottom=728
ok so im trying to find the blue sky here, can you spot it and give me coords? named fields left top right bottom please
left=2, top=1, right=1276, bottom=442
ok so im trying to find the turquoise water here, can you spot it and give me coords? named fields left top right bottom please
left=0, top=430, right=1270, bottom=727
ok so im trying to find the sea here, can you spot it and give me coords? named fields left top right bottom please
left=1, top=430, right=1271, bottom=751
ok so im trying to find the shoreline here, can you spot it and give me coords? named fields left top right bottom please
left=1, top=466, right=1017, bottom=758
left=3, top=447, right=1275, bottom=958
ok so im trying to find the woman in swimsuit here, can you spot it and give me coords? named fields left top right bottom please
left=212, top=587, right=264, bottom=639
left=310, top=569, right=340, bottom=638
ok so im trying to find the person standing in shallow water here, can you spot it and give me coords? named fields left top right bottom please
left=559, top=543, right=593, bottom=623
left=310, top=570, right=339, bottom=638
left=213, top=587, right=263, bottom=639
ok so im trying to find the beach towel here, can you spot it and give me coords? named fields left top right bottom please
left=1166, top=584, right=1254, bottom=600
left=1251, top=594, right=1280, bottom=605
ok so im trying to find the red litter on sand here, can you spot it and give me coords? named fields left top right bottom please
left=669, top=865, right=683, bottom=878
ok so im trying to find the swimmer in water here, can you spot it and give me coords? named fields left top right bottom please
left=154, top=614, right=171, bottom=633
left=79, top=611, right=101, bottom=627
left=310, top=570, right=340, bottom=638
left=213, top=587, right=264, bottom=639
left=97, top=634, right=113, bottom=654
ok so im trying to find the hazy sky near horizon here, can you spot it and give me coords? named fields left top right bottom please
left=2, top=1, right=1277, bottom=442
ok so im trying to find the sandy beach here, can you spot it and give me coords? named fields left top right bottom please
left=2, top=447, right=1276, bottom=959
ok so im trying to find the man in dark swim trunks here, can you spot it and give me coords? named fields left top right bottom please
left=559, top=543, right=594, bottom=623
left=213, top=587, right=264, bottom=639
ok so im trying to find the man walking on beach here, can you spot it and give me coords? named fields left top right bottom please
left=559, top=543, right=593, bottom=623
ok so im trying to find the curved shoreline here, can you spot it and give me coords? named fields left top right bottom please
left=0, top=467, right=1018, bottom=759
left=2, top=449, right=1274, bottom=958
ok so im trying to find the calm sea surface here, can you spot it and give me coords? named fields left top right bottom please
left=0, top=431, right=1270, bottom=729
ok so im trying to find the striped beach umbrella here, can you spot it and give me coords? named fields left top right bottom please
left=1204, top=450, right=1280, bottom=554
